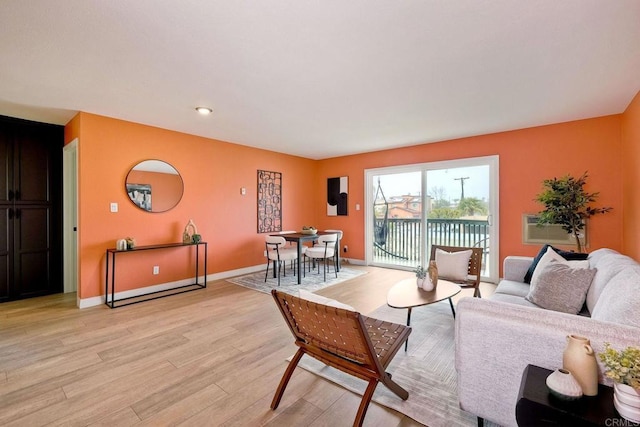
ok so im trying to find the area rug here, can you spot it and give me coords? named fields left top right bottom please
left=226, top=266, right=366, bottom=295
left=295, top=301, right=479, bottom=427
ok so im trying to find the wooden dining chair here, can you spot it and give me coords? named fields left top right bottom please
left=430, top=244, right=483, bottom=297
left=270, top=289, right=411, bottom=427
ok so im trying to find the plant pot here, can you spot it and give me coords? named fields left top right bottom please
left=421, top=276, right=435, bottom=292
left=416, top=278, right=424, bottom=288
left=614, top=382, right=640, bottom=423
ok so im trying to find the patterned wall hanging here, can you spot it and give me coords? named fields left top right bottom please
left=327, top=176, right=348, bottom=216
left=257, top=170, right=282, bottom=233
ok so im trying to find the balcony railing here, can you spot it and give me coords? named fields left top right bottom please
left=373, top=218, right=490, bottom=274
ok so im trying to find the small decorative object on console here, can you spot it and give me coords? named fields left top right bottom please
left=183, top=219, right=198, bottom=243
left=192, top=234, right=202, bottom=243
left=545, top=368, right=583, bottom=400
left=125, top=237, right=136, bottom=250
left=116, top=239, right=127, bottom=251
left=563, top=334, right=598, bottom=396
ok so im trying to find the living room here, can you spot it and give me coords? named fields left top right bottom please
left=1, top=2, right=640, bottom=426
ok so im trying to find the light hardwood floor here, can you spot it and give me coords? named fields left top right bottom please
left=0, top=265, right=496, bottom=426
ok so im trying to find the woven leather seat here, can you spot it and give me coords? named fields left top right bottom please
left=270, top=289, right=411, bottom=427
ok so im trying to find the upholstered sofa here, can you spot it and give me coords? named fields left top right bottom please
left=455, top=247, right=640, bottom=427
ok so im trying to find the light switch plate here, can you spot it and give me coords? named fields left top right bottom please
left=110, top=202, right=118, bottom=213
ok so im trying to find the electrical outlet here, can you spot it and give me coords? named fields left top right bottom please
left=153, top=266, right=159, bottom=275
left=343, top=245, right=348, bottom=253
left=110, top=202, right=118, bottom=213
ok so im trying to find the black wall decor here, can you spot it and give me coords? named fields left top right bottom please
left=327, top=176, right=348, bottom=216
left=257, top=170, right=282, bottom=233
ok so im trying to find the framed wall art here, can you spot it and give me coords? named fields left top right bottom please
left=327, top=176, right=348, bottom=216
left=257, top=170, right=282, bottom=233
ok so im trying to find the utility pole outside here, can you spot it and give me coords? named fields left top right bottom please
left=454, top=176, right=470, bottom=200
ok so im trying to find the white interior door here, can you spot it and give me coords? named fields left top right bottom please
left=63, top=139, right=78, bottom=296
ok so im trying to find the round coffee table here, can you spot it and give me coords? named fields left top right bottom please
left=387, top=278, right=461, bottom=350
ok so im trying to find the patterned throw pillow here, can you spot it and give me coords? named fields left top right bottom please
left=435, top=249, right=472, bottom=281
left=523, top=244, right=588, bottom=283
left=526, top=261, right=596, bottom=314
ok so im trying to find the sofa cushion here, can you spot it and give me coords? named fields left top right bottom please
left=523, top=244, right=588, bottom=283
left=529, top=246, right=589, bottom=287
left=436, top=248, right=472, bottom=281
left=586, top=249, right=639, bottom=313
left=591, top=267, right=640, bottom=328
left=489, top=293, right=540, bottom=308
left=494, top=280, right=531, bottom=298
left=525, top=261, right=596, bottom=314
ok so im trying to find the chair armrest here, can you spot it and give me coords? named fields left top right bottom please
left=454, top=297, right=639, bottom=427
left=503, top=256, right=533, bottom=282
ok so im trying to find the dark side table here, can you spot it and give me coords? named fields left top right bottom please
left=516, top=364, right=625, bottom=427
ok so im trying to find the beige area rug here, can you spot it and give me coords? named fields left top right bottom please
left=295, top=301, right=480, bottom=427
left=227, top=266, right=366, bottom=296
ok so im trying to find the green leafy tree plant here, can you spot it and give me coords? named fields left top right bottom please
left=535, top=172, right=611, bottom=252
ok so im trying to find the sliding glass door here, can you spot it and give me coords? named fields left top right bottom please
left=365, top=156, right=499, bottom=283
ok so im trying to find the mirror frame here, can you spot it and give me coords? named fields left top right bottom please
left=125, top=159, right=184, bottom=213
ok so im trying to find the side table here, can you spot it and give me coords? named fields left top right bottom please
left=516, top=364, right=624, bottom=427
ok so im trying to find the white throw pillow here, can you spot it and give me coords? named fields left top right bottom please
left=435, top=249, right=472, bottom=281
left=530, top=246, right=589, bottom=287
left=298, top=289, right=355, bottom=311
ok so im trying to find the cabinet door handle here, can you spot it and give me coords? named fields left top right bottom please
left=8, top=190, right=13, bottom=201
left=8, top=208, right=13, bottom=219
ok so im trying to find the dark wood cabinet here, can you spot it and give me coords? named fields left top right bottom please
left=0, top=115, right=63, bottom=302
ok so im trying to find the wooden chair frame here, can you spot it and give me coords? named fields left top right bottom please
left=270, top=290, right=411, bottom=427
left=430, top=244, right=483, bottom=297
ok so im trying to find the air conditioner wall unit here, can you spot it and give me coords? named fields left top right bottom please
left=522, top=214, right=587, bottom=247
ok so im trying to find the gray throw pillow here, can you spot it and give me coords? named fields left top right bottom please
left=525, top=261, right=596, bottom=314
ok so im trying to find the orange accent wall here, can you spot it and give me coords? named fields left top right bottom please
left=315, top=115, right=624, bottom=267
left=66, top=111, right=629, bottom=302
left=622, top=90, right=640, bottom=259
left=66, top=112, right=316, bottom=300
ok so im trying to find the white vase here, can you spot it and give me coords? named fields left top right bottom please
left=422, top=276, right=435, bottom=291
left=545, top=369, right=583, bottom=400
left=416, top=278, right=424, bottom=288
left=614, top=382, right=640, bottom=423
left=562, top=334, right=598, bottom=396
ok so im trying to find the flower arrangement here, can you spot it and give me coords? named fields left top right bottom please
left=599, top=343, right=640, bottom=389
left=414, top=265, right=427, bottom=279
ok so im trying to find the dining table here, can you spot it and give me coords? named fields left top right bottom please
left=269, top=231, right=341, bottom=284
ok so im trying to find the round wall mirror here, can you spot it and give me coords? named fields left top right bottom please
left=125, top=160, right=184, bottom=213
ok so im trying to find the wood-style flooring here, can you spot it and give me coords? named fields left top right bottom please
left=0, top=265, right=496, bottom=426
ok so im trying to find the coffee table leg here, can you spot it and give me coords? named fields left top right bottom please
left=449, top=298, right=456, bottom=318
left=404, top=307, right=412, bottom=351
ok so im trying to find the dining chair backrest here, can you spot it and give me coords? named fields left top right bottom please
left=266, top=235, right=286, bottom=248
left=324, top=229, right=343, bottom=240
left=316, top=234, right=337, bottom=247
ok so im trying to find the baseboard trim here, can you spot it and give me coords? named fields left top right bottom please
left=78, top=264, right=267, bottom=308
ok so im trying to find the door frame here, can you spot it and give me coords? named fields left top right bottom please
left=63, top=139, right=78, bottom=300
left=364, top=155, right=499, bottom=283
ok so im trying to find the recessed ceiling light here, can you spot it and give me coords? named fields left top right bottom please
left=195, top=107, right=213, bottom=115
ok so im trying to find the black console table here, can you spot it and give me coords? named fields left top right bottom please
left=516, top=364, right=624, bottom=427
left=105, top=242, right=207, bottom=308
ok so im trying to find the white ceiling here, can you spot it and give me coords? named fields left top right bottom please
left=1, top=1, right=639, bottom=160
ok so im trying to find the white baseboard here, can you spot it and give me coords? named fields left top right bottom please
left=78, top=264, right=267, bottom=308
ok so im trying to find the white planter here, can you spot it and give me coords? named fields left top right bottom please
left=421, top=276, right=435, bottom=291
left=416, top=278, right=424, bottom=288
left=614, top=382, right=640, bottom=423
